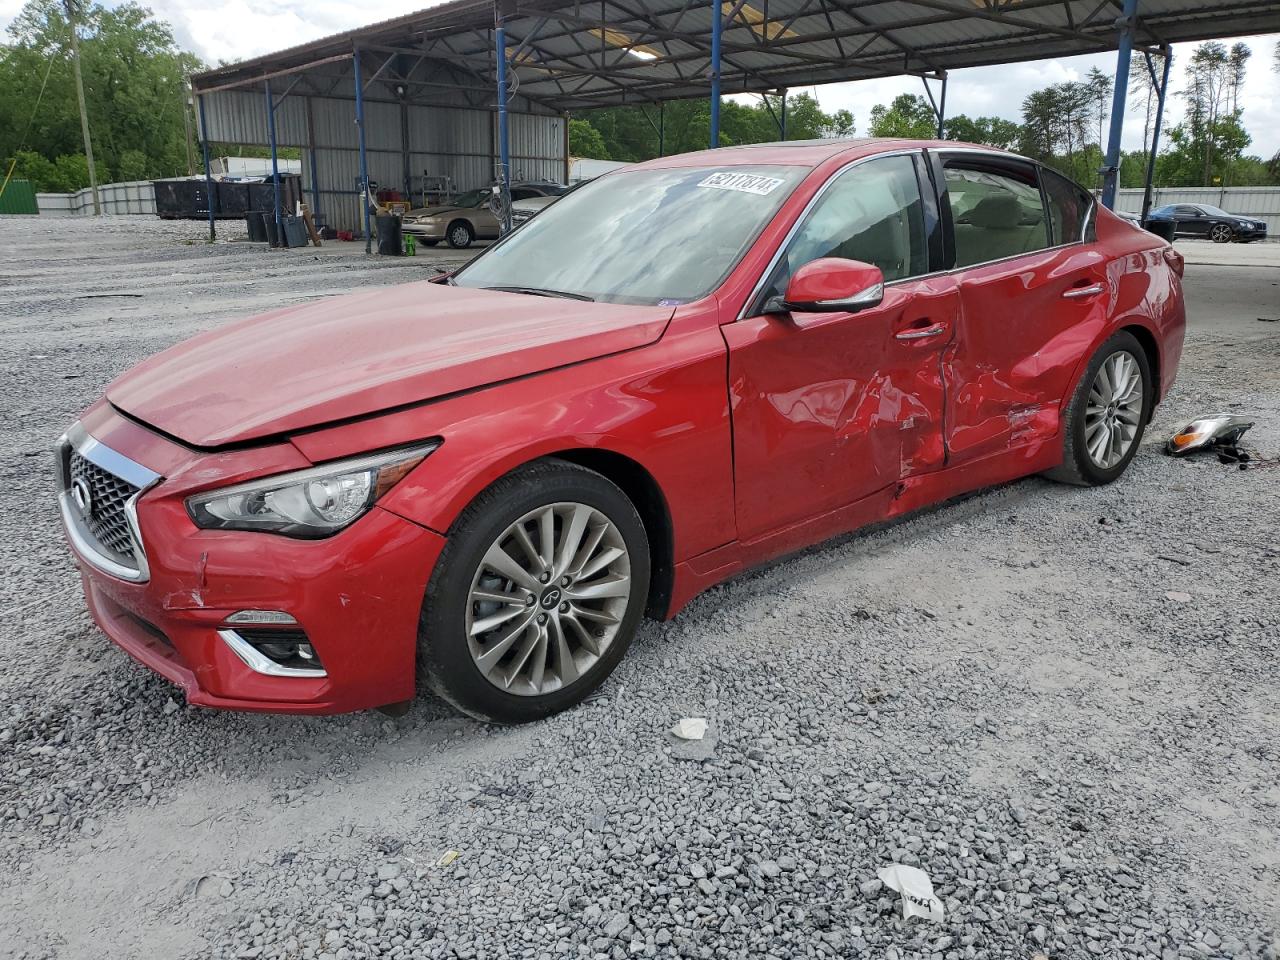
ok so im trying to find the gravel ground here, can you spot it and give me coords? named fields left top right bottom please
left=1, top=217, right=1278, bottom=960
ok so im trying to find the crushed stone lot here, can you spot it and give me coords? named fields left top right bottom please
left=1, top=217, right=1278, bottom=959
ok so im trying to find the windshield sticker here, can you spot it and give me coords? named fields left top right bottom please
left=697, top=172, right=785, bottom=196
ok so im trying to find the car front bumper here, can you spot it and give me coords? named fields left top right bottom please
left=401, top=220, right=447, bottom=239
left=58, top=408, right=445, bottom=715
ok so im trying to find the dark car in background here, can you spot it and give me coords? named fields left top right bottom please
left=1147, top=203, right=1268, bottom=243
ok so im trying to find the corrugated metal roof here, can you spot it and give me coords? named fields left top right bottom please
left=191, top=0, right=1280, bottom=111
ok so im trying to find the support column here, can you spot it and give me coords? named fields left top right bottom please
left=494, top=9, right=512, bottom=233
left=265, top=79, right=282, bottom=242
left=1100, top=0, right=1139, bottom=209
left=709, top=0, right=722, bottom=148
left=353, top=45, right=372, bottom=254
left=1140, top=48, right=1172, bottom=224
left=937, top=73, right=947, bottom=139
left=658, top=101, right=665, bottom=156
left=305, top=95, right=321, bottom=219
left=197, top=94, right=216, bottom=242
left=779, top=89, right=787, bottom=140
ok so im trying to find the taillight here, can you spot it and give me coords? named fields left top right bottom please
left=1163, top=246, right=1184, bottom=278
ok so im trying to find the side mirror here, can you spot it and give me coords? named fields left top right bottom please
left=778, top=257, right=885, bottom=314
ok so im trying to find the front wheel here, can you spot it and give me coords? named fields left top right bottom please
left=446, top=220, right=474, bottom=249
left=1209, top=223, right=1234, bottom=243
left=418, top=460, right=650, bottom=723
left=1045, top=331, right=1151, bottom=486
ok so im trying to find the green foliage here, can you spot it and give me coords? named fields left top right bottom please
left=0, top=0, right=203, bottom=192
left=944, top=115, right=1021, bottom=149
left=570, top=92, right=854, bottom=162
left=569, top=119, right=609, bottom=160
left=867, top=94, right=936, bottom=138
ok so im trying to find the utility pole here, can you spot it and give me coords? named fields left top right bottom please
left=63, top=0, right=101, bottom=215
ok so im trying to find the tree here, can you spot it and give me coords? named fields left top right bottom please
left=568, top=119, right=609, bottom=160
left=0, top=0, right=202, bottom=191
left=1086, top=67, right=1112, bottom=151
left=867, top=94, right=936, bottom=138
left=944, top=114, right=1020, bottom=149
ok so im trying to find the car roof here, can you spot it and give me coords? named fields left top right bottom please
left=626, top=137, right=1022, bottom=171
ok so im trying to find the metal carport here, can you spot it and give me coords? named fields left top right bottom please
left=190, top=0, right=1280, bottom=248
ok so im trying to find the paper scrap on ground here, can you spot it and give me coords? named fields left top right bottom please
left=671, top=717, right=707, bottom=740
left=436, top=850, right=459, bottom=868
left=876, top=863, right=945, bottom=922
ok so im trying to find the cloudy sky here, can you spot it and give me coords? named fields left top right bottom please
left=3, top=0, right=1277, bottom=155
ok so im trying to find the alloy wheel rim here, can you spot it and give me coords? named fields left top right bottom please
left=466, top=502, right=631, bottom=697
left=1211, top=224, right=1231, bottom=242
left=1084, top=351, right=1144, bottom=470
left=451, top=226, right=469, bottom=245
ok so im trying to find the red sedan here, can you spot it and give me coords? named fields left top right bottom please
left=56, top=139, right=1185, bottom=722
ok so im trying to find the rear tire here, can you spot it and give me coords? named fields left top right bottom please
left=1044, top=331, right=1151, bottom=487
left=418, top=459, right=650, bottom=723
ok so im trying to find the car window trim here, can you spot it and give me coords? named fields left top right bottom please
left=738, top=147, right=927, bottom=320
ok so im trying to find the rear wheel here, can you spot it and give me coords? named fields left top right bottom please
left=1209, top=223, right=1235, bottom=243
left=1045, top=331, right=1151, bottom=486
left=418, top=460, right=650, bottom=723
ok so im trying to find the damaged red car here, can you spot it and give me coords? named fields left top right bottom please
left=56, top=139, right=1185, bottom=722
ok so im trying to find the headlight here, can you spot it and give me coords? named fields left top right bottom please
left=187, top=442, right=438, bottom=538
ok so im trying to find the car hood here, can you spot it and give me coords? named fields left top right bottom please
left=106, top=282, right=673, bottom=448
left=405, top=205, right=468, bottom=220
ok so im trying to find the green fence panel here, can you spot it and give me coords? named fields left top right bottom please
left=0, top=179, right=39, bottom=215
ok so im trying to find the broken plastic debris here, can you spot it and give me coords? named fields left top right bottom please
left=671, top=717, right=707, bottom=740
left=436, top=850, right=459, bottom=867
left=1165, top=591, right=1192, bottom=602
left=876, top=863, right=945, bottom=922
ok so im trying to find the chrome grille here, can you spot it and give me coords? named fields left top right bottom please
left=69, top=451, right=140, bottom=562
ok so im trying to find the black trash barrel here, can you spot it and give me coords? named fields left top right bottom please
left=263, top=214, right=280, bottom=248
left=1143, top=219, right=1176, bottom=243
left=245, top=211, right=268, bottom=243
left=376, top=214, right=402, bottom=256
left=281, top=215, right=308, bottom=248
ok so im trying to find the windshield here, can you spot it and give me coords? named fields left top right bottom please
left=453, top=165, right=806, bottom=305
left=1198, top=204, right=1231, bottom=217
left=448, top=189, right=487, bottom=208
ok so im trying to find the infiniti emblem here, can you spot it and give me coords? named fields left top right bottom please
left=540, top=587, right=562, bottom=609
left=71, top=477, right=94, bottom=516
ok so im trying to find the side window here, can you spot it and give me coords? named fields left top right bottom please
left=944, top=164, right=1048, bottom=268
left=760, top=154, right=927, bottom=305
left=1042, top=169, right=1095, bottom=245
left=1174, top=205, right=1198, bottom=217
left=510, top=188, right=537, bottom=201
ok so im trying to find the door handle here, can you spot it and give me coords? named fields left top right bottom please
left=895, top=323, right=947, bottom=341
left=1062, top=283, right=1105, bottom=299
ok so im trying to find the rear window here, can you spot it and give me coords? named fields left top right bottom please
left=1041, top=169, right=1095, bottom=244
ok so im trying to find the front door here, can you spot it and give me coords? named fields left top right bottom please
left=724, top=152, right=956, bottom=543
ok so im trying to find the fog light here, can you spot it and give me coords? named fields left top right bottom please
left=225, top=609, right=298, bottom=625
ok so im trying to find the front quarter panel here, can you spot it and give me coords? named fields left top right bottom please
left=290, top=311, right=736, bottom=566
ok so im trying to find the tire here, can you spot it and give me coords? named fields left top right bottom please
left=418, top=459, right=650, bottom=723
left=1209, top=223, right=1234, bottom=244
left=446, top=220, right=474, bottom=249
left=420, top=239, right=439, bottom=247
left=1044, top=330, right=1152, bottom=487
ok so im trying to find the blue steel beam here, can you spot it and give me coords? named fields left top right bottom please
left=353, top=46, right=372, bottom=253
left=264, top=79, right=282, bottom=241
left=1100, top=0, right=1139, bottom=209
left=495, top=9, right=512, bottom=233
left=709, top=0, right=722, bottom=147
left=1140, top=47, right=1172, bottom=223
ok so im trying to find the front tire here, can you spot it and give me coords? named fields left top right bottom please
left=1045, top=331, right=1151, bottom=486
left=446, top=220, right=474, bottom=249
left=418, top=459, right=650, bottom=723
left=1209, top=223, right=1234, bottom=244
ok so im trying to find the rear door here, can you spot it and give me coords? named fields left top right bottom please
left=725, top=151, right=957, bottom=542
left=1174, top=205, right=1207, bottom=238
left=937, top=154, right=1109, bottom=464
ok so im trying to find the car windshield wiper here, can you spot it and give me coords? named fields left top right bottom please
left=483, top=285, right=594, bottom=302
